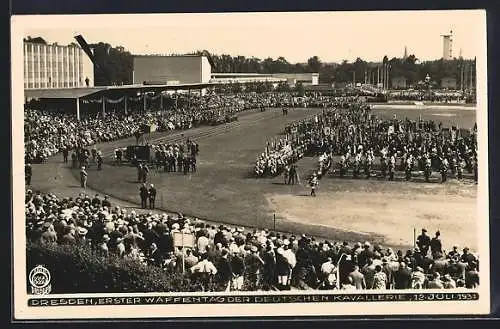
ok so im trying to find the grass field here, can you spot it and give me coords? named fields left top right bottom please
left=58, top=105, right=479, bottom=252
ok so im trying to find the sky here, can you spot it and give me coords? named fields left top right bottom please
left=15, top=10, right=485, bottom=64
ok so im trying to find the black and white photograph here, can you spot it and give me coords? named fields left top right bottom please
left=11, top=10, right=490, bottom=319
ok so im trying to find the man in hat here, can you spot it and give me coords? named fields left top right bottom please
left=465, top=263, right=479, bottom=289
left=190, top=253, right=218, bottom=292
left=215, top=249, right=233, bottom=291
left=61, top=226, right=77, bottom=245
left=427, top=272, right=444, bottom=289
left=440, top=157, right=449, bottom=183
left=460, top=247, right=477, bottom=265
left=424, top=154, right=432, bottom=182
left=309, top=173, right=319, bottom=197
left=115, top=148, right=123, bottom=166
left=442, top=274, right=456, bottom=289
left=358, top=242, right=374, bottom=268
left=71, top=151, right=77, bottom=168
left=148, top=184, right=157, bottom=210
left=410, top=266, right=427, bottom=289
left=245, top=245, right=265, bottom=291
left=230, top=250, right=246, bottom=291
left=137, top=163, right=143, bottom=183
left=102, top=195, right=111, bottom=208
left=416, top=229, right=431, bottom=257
left=388, top=153, right=396, bottom=181
left=430, top=231, right=443, bottom=259
left=96, top=152, right=103, bottom=171
left=139, top=183, right=149, bottom=209
left=39, top=222, right=57, bottom=246
left=62, top=146, right=69, bottom=164
left=447, top=245, right=461, bottom=262
left=80, top=166, right=88, bottom=188
left=76, top=227, right=88, bottom=245
left=393, top=262, right=412, bottom=289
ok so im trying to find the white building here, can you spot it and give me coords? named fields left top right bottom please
left=24, top=40, right=94, bottom=89
left=271, top=73, right=319, bottom=86
left=133, top=55, right=212, bottom=85
left=442, top=31, right=453, bottom=60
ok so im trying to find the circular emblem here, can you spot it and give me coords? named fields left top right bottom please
left=29, top=265, right=51, bottom=289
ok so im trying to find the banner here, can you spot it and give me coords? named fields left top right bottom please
left=173, top=232, right=195, bottom=248
left=81, top=99, right=103, bottom=104
left=128, top=96, right=142, bottom=102
left=105, top=97, right=125, bottom=104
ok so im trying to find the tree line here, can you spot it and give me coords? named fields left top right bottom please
left=25, top=38, right=475, bottom=88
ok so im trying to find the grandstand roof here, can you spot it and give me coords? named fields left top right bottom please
left=24, top=83, right=219, bottom=100
left=24, top=87, right=107, bottom=99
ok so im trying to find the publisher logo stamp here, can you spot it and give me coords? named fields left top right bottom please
left=29, top=265, right=51, bottom=295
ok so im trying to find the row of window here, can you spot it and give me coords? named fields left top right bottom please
left=25, top=81, right=84, bottom=89
left=24, top=64, right=84, bottom=77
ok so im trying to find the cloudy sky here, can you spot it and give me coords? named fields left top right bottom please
left=15, top=10, right=485, bottom=63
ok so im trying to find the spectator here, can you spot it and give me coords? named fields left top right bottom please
left=25, top=190, right=480, bottom=292
left=430, top=231, right=442, bottom=259
left=393, top=262, right=412, bottom=289
left=348, top=264, right=366, bottom=290
left=427, top=272, right=444, bottom=289
left=372, top=265, right=388, bottom=290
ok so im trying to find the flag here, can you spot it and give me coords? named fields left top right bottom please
left=388, top=125, right=395, bottom=135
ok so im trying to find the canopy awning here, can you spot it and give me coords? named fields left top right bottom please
left=24, top=87, right=107, bottom=99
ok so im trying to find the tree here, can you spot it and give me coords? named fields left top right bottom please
left=307, top=56, right=322, bottom=73
left=89, top=42, right=133, bottom=86
left=295, top=82, right=305, bottom=96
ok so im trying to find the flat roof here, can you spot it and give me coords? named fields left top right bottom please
left=133, top=54, right=206, bottom=58
left=24, top=82, right=244, bottom=100
left=212, top=73, right=274, bottom=77
left=24, top=87, right=107, bottom=99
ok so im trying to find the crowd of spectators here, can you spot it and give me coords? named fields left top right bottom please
left=26, top=190, right=479, bottom=292
left=386, top=90, right=474, bottom=103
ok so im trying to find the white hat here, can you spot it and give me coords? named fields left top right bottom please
left=283, top=239, right=290, bottom=246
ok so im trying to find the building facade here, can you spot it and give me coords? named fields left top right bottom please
left=442, top=33, right=453, bottom=60
left=271, top=73, right=319, bottom=86
left=133, top=55, right=212, bottom=85
left=24, top=41, right=94, bottom=89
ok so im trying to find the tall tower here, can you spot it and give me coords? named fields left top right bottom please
left=441, top=30, right=453, bottom=60
left=403, top=46, right=408, bottom=59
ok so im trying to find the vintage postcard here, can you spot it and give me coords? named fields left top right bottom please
left=11, top=10, right=490, bottom=319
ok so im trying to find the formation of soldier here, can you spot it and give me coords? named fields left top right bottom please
left=259, top=100, right=477, bottom=184
left=69, top=146, right=104, bottom=171
left=152, top=139, right=199, bottom=175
